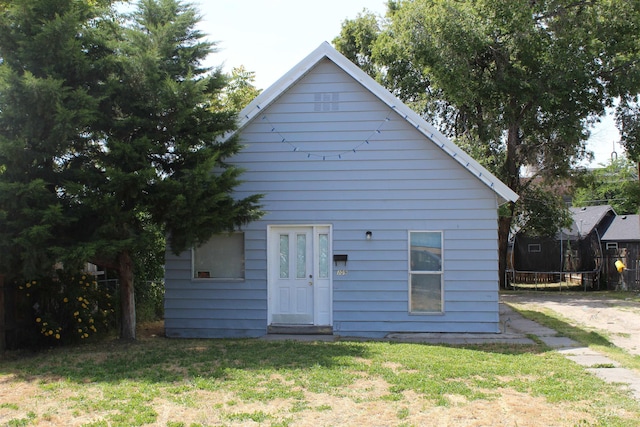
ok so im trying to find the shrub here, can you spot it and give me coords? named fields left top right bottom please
left=17, top=269, right=116, bottom=346
left=135, top=279, right=164, bottom=323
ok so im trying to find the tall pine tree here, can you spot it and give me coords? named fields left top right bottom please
left=0, top=0, right=110, bottom=276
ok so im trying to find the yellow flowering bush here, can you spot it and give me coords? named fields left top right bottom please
left=17, top=270, right=116, bottom=346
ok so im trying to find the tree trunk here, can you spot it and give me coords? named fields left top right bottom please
left=499, top=117, right=520, bottom=289
left=117, top=251, right=136, bottom=340
left=0, top=274, right=5, bottom=351
left=498, top=213, right=513, bottom=289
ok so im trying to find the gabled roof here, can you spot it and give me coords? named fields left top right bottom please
left=232, top=42, right=518, bottom=204
left=601, top=214, right=640, bottom=241
left=563, top=205, right=615, bottom=238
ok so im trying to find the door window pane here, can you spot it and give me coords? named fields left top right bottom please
left=296, top=234, right=306, bottom=278
left=318, top=233, right=329, bottom=279
left=193, top=233, right=244, bottom=279
left=279, top=235, right=289, bottom=278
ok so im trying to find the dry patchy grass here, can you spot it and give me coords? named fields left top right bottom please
left=1, top=322, right=639, bottom=427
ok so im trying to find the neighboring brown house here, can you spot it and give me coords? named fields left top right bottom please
left=601, top=214, right=640, bottom=290
left=511, top=205, right=616, bottom=288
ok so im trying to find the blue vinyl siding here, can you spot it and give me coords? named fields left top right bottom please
left=164, top=58, right=502, bottom=338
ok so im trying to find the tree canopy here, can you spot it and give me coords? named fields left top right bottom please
left=334, top=0, right=640, bottom=286
left=573, top=157, right=640, bottom=215
left=214, top=66, right=263, bottom=113
left=0, top=0, right=263, bottom=340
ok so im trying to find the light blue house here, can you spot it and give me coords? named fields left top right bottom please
left=163, top=42, right=518, bottom=338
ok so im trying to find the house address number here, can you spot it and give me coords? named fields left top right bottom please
left=336, top=269, right=348, bottom=276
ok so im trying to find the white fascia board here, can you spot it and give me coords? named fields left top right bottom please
left=235, top=42, right=335, bottom=129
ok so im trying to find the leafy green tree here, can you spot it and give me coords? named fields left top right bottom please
left=515, top=185, right=573, bottom=238
left=0, top=0, right=263, bottom=340
left=608, top=1, right=640, bottom=162
left=573, top=157, right=640, bottom=215
left=334, top=0, right=640, bottom=287
left=215, top=66, right=262, bottom=112
left=616, top=102, right=640, bottom=161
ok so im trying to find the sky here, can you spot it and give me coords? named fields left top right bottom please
left=193, top=0, right=620, bottom=167
left=194, top=0, right=387, bottom=90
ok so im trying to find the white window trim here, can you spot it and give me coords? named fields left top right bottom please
left=606, top=242, right=618, bottom=251
left=408, top=230, right=444, bottom=314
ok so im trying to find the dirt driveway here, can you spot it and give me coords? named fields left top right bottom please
left=502, top=292, right=640, bottom=355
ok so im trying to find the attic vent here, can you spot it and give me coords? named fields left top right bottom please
left=314, top=92, right=340, bottom=112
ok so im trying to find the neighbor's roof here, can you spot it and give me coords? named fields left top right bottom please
left=601, top=214, right=640, bottom=241
left=563, top=205, right=615, bottom=238
left=231, top=42, right=518, bottom=204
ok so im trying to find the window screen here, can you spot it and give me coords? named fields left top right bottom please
left=193, top=233, right=244, bottom=279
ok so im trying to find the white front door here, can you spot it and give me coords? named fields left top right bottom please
left=268, top=226, right=332, bottom=326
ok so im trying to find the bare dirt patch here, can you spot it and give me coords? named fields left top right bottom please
left=0, top=370, right=602, bottom=427
left=503, top=292, right=640, bottom=355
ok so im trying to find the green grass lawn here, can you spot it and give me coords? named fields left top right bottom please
left=1, top=329, right=640, bottom=427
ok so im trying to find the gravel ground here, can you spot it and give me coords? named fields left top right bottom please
left=502, top=292, right=640, bottom=355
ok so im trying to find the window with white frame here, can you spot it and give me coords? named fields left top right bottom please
left=606, top=242, right=618, bottom=251
left=409, top=231, right=443, bottom=313
left=193, top=233, right=244, bottom=279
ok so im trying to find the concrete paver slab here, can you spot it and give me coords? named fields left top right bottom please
left=537, top=336, right=580, bottom=348
left=564, top=354, right=620, bottom=367
left=586, top=367, right=640, bottom=400
left=557, top=347, right=621, bottom=367
left=556, top=346, right=605, bottom=356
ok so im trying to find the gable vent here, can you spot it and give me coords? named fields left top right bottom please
left=314, top=92, right=340, bottom=112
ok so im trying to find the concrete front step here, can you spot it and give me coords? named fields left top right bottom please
left=267, top=325, right=333, bottom=335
